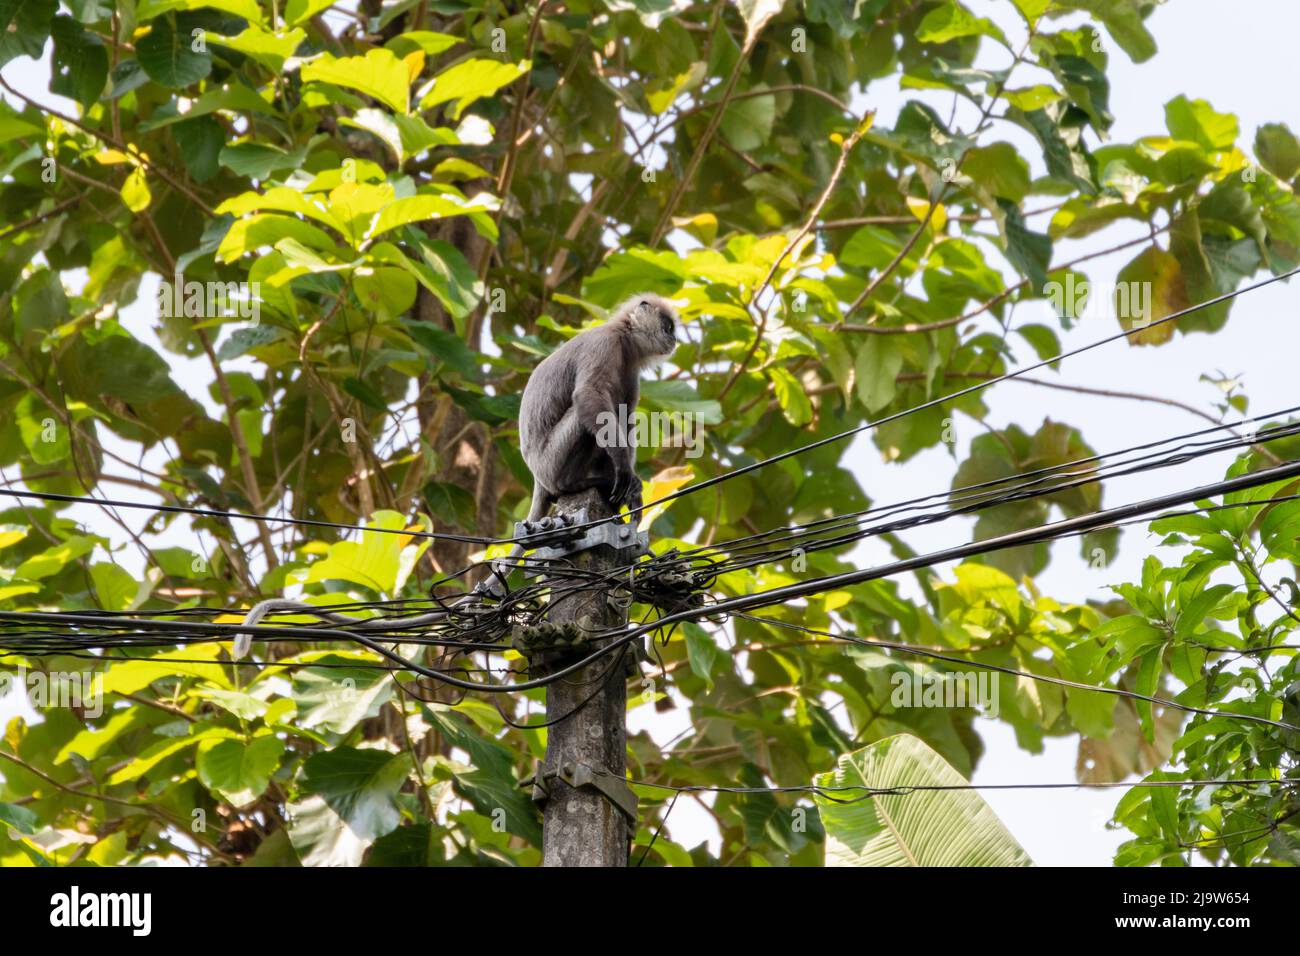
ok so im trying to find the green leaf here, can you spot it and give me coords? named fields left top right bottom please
left=815, top=734, right=1033, bottom=866
left=1010, top=0, right=1049, bottom=23
left=0, top=0, right=57, bottom=68
left=17, top=400, right=68, bottom=465
left=59, top=331, right=183, bottom=406
left=353, top=266, right=416, bottom=317
left=290, top=658, right=393, bottom=733
left=1255, top=123, right=1300, bottom=181
left=217, top=213, right=339, bottom=262
left=367, top=193, right=498, bottom=241
left=997, top=199, right=1052, bottom=290
left=404, top=321, right=482, bottom=380
left=730, top=0, right=783, bottom=46
left=1057, top=0, right=1157, bottom=63
left=1014, top=102, right=1096, bottom=192
left=172, top=115, right=225, bottom=182
left=582, top=248, right=686, bottom=306
left=120, top=166, right=152, bottom=212
left=92, top=643, right=231, bottom=697
left=0, top=106, right=42, bottom=143
left=136, top=0, right=265, bottom=23
left=283, top=0, right=334, bottom=26
left=423, top=480, right=478, bottom=529
left=304, top=509, right=421, bottom=594
left=419, top=57, right=528, bottom=119
left=720, top=88, right=775, bottom=151
left=683, top=621, right=719, bottom=686
left=1133, top=647, right=1163, bottom=741
left=197, top=736, right=284, bottom=805
left=206, top=26, right=305, bottom=72
left=302, top=48, right=411, bottom=114
left=916, top=0, right=1008, bottom=47
left=426, top=708, right=542, bottom=845
left=341, top=108, right=456, bottom=162
left=854, top=337, right=903, bottom=414
left=1092, top=614, right=1165, bottom=666
left=137, top=14, right=213, bottom=89
left=963, top=142, right=1030, bottom=202
left=291, top=747, right=407, bottom=865
left=640, top=379, right=722, bottom=423
left=646, top=61, right=707, bottom=114
left=406, top=237, right=482, bottom=319
left=90, top=561, right=138, bottom=611
left=16, top=535, right=97, bottom=579
left=50, top=15, right=108, bottom=110
left=770, top=366, right=812, bottom=426
left=219, top=141, right=307, bottom=180
left=341, top=375, right=389, bottom=410
left=107, top=727, right=236, bottom=783
left=445, top=387, right=520, bottom=426
left=1165, top=95, right=1238, bottom=152
left=1016, top=323, right=1061, bottom=361
left=0, top=801, right=40, bottom=834
left=1173, top=583, right=1235, bottom=639
left=386, top=30, right=459, bottom=58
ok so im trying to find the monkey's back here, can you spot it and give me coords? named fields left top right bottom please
left=518, top=335, right=581, bottom=462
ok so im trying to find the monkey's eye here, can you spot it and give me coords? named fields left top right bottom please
left=639, top=299, right=649, bottom=307
left=659, top=312, right=674, bottom=336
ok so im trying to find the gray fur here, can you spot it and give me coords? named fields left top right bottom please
left=483, top=294, right=681, bottom=593
left=520, top=293, right=681, bottom=518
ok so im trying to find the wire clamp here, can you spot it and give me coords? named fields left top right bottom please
left=522, top=511, right=649, bottom=570
left=522, top=760, right=639, bottom=825
left=512, top=510, right=587, bottom=551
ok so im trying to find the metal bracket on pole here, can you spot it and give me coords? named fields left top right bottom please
left=513, top=509, right=588, bottom=552
left=523, top=759, right=639, bottom=826
left=516, top=507, right=649, bottom=573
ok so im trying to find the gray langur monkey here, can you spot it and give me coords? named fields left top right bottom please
left=481, top=294, right=683, bottom=592
left=521, top=293, right=683, bottom=519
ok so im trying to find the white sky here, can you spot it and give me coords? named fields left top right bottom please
left=3, top=0, right=1298, bottom=865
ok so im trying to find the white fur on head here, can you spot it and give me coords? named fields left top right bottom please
left=614, top=292, right=681, bottom=366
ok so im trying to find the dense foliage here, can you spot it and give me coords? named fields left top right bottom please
left=0, top=0, right=1297, bottom=865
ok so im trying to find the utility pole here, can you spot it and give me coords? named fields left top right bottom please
left=525, top=487, right=643, bottom=866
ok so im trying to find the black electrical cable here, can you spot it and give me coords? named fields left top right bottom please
left=12, top=269, right=1287, bottom=556
left=732, top=612, right=1297, bottom=733
left=635, top=790, right=681, bottom=866
left=0, top=487, right=499, bottom=545
left=622, top=776, right=1294, bottom=802
left=406, top=456, right=1300, bottom=704
left=674, top=415, right=1300, bottom=571
left=582, top=266, right=1300, bottom=532
left=6, top=454, right=1298, bottom=707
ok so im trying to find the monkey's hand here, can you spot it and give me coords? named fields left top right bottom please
left=609, top=464, right=642, bottom=516
left=623, top=475, right=643, bottom=515
left=608, top=460, right=640, bottom=514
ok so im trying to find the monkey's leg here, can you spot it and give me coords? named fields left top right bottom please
left=525, top=478, right=556, bottom=524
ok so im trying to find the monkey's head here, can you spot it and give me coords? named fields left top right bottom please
left=614, top=293, right=682, bottom=366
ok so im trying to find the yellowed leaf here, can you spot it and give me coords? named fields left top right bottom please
left=638, top=465, right=694, bottom=532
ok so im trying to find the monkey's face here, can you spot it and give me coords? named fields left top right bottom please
left=627, top=294, right=682, bottom=362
